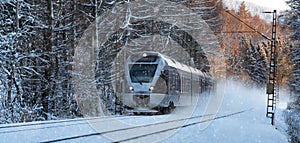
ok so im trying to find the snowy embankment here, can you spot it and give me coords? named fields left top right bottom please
left=162, top=80, right=288, bottom=143
left=0, top=80, right=289, bottom=143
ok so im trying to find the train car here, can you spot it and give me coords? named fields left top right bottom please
left=123, top=51, right=212, bottom=114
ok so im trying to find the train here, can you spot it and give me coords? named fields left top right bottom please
left=123, top=51, right=213, bottom=114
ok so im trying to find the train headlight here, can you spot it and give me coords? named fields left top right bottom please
left=149, top=86, right=154, bottom=91
left=129, top=86, right=134, bottom=91
left=142, top=53, right=147, bottom=57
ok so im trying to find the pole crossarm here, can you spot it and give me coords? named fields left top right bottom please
left=217, top=31, right=257, bottom=33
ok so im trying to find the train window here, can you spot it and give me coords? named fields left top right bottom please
left=171, top=59, right=176, bottom=64
left=129, top=64, right=158, bottom=83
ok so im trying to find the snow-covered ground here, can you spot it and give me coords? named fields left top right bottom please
left=0, top=80, right=289, bottom=143
left=161, top=80, right=289, bottom=143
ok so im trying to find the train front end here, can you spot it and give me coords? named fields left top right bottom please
left=124, top=52, right=166, bottom=112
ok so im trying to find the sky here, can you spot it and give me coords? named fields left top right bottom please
left=242, top=0, right=290, bottom=10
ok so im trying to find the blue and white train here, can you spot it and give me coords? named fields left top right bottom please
left=123, top=51, right=212, bottom=114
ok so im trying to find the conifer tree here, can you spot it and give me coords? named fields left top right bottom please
left=285, top=0, right=300, bottom=142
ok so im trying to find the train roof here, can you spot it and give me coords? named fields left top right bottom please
left=128, top=51, right=209, bottom=78
left=160, top=54, right=205, bottom=76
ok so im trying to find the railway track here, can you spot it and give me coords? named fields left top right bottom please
left=0, top=115, right=147, bottom=135
left=0, top=116, right=116, bottom=130
left=39, top=108, right=252, bottom=143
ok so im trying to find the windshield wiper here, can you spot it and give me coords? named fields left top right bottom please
left=131, top=73, right=143, bottom=85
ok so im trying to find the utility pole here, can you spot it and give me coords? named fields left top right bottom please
left=225, top=9, right=278, bottom=125
left=264, top=10, right=277, bottom=125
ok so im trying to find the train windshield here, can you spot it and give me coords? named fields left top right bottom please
left=129, top=64, right=158, bottom=83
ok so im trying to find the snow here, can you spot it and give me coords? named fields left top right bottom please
left=161, top=80, right=288, bottom=143
left=0, top=80, right=288, bottom=143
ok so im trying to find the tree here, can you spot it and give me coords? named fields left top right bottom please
left=284, top=0, right=300, bottom=143
left=0, top=0, right=82, bottom=123
left=32, top=0, right=82, bottom=120
left=0, top=0, right=46, bottom=123
left=286, top=0, right=300, bottom=98
left=242, top=40, right=268, bottom=86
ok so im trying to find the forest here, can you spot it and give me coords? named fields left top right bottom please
left=0, top=0, right=299, bottom=142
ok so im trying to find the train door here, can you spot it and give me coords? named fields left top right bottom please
left=167, top=68, right=179, bottom=106
left=178, top=71, right=191, bottom=106
left=175, top=71, right=181, bottom=106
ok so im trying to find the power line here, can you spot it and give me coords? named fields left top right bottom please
left=225, top=10, right=273, bottom=41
